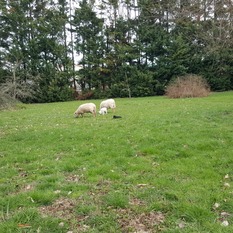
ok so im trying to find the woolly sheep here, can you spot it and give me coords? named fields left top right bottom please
left=100, top=99, right=116, bottom=112
left=99, top=107, right=108, bottom=115
left=74, top=103, right=96, bottom=118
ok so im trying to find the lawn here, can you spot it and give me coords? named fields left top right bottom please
left=0, top=91, right=233, bottom=232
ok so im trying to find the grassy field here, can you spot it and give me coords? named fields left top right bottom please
left=0, top=91, right=233, bottom=233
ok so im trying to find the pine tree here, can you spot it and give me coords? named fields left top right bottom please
left=72, top=0, right=104, bottom=91
left=0, top=0, right=73, bottom=102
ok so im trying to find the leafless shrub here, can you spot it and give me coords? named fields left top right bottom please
left=1, top=79, right=34, bottom=100
left=76, top=91, right=94, bottom=100
left=0, top=60, right=37, bottom=107
left=0, top=93, right=19, bottom=110
left=165, top=74, right=210, bottom=98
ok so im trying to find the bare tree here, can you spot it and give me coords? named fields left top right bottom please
left=1, top=60, right=35, bottom=101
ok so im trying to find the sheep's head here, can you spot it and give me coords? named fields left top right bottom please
left=74, top=111, right=79, bottom=118
left=99, top=107, right=107, bottom=115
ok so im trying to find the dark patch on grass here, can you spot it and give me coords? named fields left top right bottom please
left=117, top=209, right=165, bottom=232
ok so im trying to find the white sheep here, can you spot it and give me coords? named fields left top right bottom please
left=74, top=103, right=96, bottom=118
left=100, top=99, right=116, bottom=112
left=99, top=107, right=108, bottom=115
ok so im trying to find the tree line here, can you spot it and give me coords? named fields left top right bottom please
left=0, top=0, right=233, bottom=103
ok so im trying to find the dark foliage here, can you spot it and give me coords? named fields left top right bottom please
left=0, top=0, right=232, bottom=104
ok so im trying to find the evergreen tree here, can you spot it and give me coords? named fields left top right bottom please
left=72, top=0, right=104, bottom=92
left=0, top=0, right=72, bottom=103
left=1, top=0, right=232, bottom=103
left=0, top=0, right=36, bottom=101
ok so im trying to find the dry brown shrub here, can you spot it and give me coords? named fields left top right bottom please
left=0, top=93, right=18, bottom=110
left=76, top=91, right=94, bottom=100
left=165, top=74, right=210, bottom=98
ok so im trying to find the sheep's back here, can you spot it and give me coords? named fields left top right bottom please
left=77, top=103, right=96, bottom=113
left=100, top=99, right=116, bottom=109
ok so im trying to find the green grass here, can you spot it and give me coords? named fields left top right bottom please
left=0, top=92, right=233, bottom=232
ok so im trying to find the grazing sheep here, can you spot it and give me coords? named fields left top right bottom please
left=99, top=107, right=108, bottom=115
left=74, top=103, right=96, bottom=118
left=100, top=99, right=116, bottom=112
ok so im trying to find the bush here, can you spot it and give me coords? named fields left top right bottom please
left=0, top=93, right=19, bottom=110
left=76, top=90, right=94, bottom=100
left=165, top=74, right=210, bottom=98
left=92, top=89, right=112, bottom=99
left=110, top=83, right=130, bottom=98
